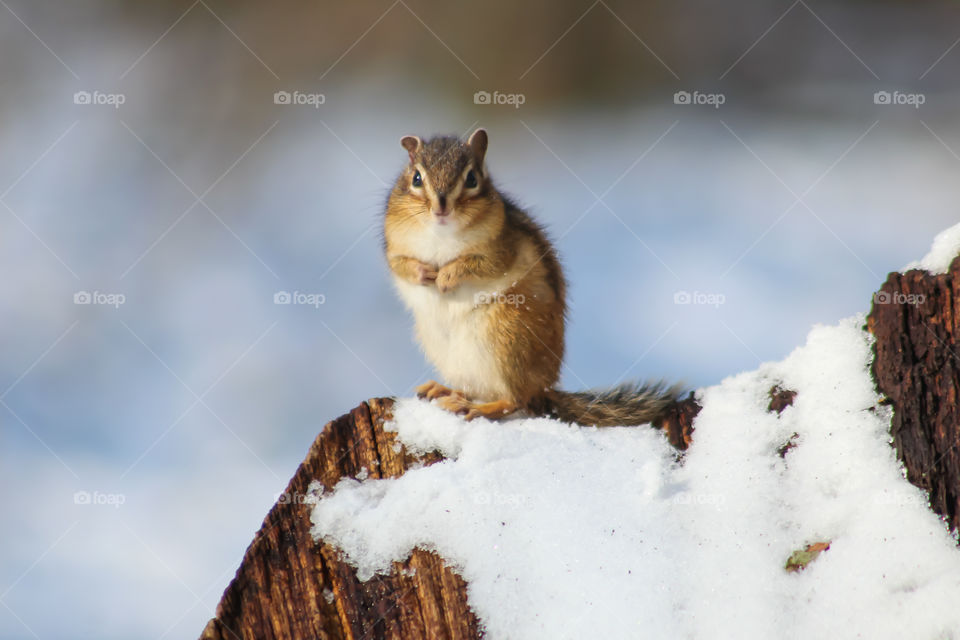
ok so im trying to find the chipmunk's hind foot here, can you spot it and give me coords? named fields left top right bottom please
left=435, top=394, right=519, bottom=421
left=416, top=380, right=454, bottom=400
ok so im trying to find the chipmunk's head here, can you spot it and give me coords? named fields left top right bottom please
left=388, top=128, right=500, bottom=231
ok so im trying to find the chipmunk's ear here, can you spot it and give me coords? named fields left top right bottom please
left=467, top=128, right=488, bottom=168
left=400, top=135, right=421, bottom=163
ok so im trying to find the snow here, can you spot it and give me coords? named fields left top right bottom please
left=903, top=221, right=960, bottom=274
left=309, top=315, right=960, bottom=639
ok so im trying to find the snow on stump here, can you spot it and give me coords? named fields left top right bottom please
left=199, top=396, right=698, bottom=639
left=199, top=398, right=481, bottom=640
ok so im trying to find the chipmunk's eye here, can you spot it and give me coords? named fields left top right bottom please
left=464, top=170, right=478, bottom=189
left=411, top=170, right=423, bottom=188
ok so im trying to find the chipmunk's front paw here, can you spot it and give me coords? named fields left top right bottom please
left=415, top=262, right=438, bottom=286
left=416, top=380, right=453, bottom=400
left=435, top=268, right=462, bottom=293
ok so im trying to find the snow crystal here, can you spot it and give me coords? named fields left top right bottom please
left=903, top=221, right=960, bottom=274
left=310, top=315, right=960, bottom=639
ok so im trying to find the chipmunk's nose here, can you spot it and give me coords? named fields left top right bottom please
left=434, top=193, right=449, bottom=217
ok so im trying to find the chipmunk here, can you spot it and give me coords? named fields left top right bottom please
left=383, top=128, right=682, bottom=426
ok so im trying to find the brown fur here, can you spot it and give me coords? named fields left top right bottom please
left=541, top=382, right=686, bottom=427
left=384, top=129, right=682, bottom=426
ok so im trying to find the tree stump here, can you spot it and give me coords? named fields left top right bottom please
left=199, top=396, right=702, bottom=638
left=199, top=398, right=481, bottom=640
left=868, top=256, right=960, bottom=534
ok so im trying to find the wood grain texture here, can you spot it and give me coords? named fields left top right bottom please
left=200, top=395, right=703, bottom=638
left=199, top=398, right=481, bottom=640
left=869, top=256, right=960, bottom=534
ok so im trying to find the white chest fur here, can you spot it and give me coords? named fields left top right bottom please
left=402, top=220, right=487, bottom=266
left=393, top=277, right=509, bottom=401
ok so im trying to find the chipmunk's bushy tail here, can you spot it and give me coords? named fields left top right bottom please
left=542, top=381, right=686, bottom=427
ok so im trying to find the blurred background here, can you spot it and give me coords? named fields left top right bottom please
left=1, top=0, right=957, bottom=637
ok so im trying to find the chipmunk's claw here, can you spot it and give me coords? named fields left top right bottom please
left=416, top=380, right=453, bottom=400
left=435, top=392, right=471, bottom=415
left=434, top=394, right=519, bottom=422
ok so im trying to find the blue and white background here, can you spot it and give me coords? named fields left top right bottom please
left=0, top=1, right=957, bottom=637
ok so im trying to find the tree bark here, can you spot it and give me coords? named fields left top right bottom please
left=199, top=396, right=701, bottom=639
left=869, top=256, right=960, bottom=534
left=199, top=398, right=481, bottom=640
left=654, top=391, right=700, bottom=450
